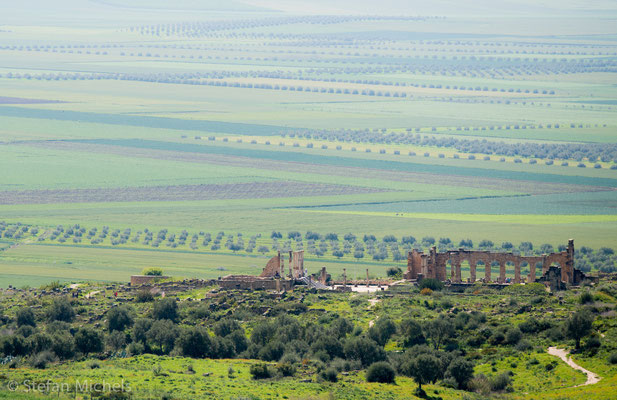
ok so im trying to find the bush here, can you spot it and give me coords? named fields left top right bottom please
left=142, top=267, right=163, bottom=276
left=490, top=372, right=512, bottom=392
left=0, top=335, right=26, bottom=356
left=46, top=297, right=75, bottom=322
left=344, top=337, right=386, bottom=367
left=506, top=327, right=522, bottom=345
left=608, top=352, right=617, bottom=365
left=277, top=362, right=296, bottom=377
left=151, top=298, right=178, bottom=321
left=107, top=306, right=133, bottom=332
left=445, top=357, right=475, bottom=390
left=420, top=288, right=433, bottom=296
left=259, top=341, right=285, bottom=361
left=16, top=308, right=36, bottom=327
left=515, top=339, right=532, bottom=352
left=127, top=342, right=145, bottom=356
left=368, top=318, right=396, bottom=347
left=419, top=278, right=444, bottom=291
left=51, top=332, right=75, bottom=359
left=386, top=267, right=402, bottom=277
left=177, top=326, right=212, bottom=358
left=579, top=291, right=594, bottom=304
left=321, top=367, right=338, bottom=382
left=30, top=350, right=58, bottom=369
left=366, top=361, right=396, bottom=384
left=74, top=327, right=103, bottom=355
left=468, top=374, right=491, bottom=395
left=250, top=363, right=271, bottom=379
left=106, top=330, right=127, bottom=351
left=135, top=289, right=154, bottom=303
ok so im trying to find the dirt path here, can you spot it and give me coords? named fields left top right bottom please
left=368, top=298, right=381, bottom=328
left=547, top=347, right=601, bottom=386
left=85, top=290, right=101, bottom=299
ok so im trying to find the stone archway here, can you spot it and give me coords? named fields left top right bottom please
left=466, top=259, right=476, bottom=283
left=475, top=260, right=489, bottom=282
left=505, top=261, right=516, bottom=283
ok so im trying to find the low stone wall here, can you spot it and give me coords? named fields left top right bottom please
left=217, top=275, right=294, bottom=291
left=130, top=275, right=169, bottom=286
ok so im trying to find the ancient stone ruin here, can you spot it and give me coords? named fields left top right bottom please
left=218, top=250, right=306, bottom=291
left=404, top=239, right=586, bottom=286
left=259, top=250, right=305, bottom=279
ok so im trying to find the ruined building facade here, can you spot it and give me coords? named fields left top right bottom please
left=260, top=250, right=305, bottom=279
left=404, top=239, right=584, bottom=285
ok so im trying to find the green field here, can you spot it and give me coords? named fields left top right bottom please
left=1, top=0, right=617, bottom=288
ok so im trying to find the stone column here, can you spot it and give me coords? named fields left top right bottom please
left=514, top=263, right=521, bottom=284
left=485, top=263, right=491, bottom=282
left=320, top=267, right=327, bottom=285
left=343, top=268, right=347, bottom=287
left=528, top=263, right=536, bottom=283
left=499, top=262, right=506, bottom=284
left=565, top=239, right=575, bottom=284
left=455, top=263, right=462, bottom=283
left=366, top=269, right=369, bottom=287
left=470, top=262, right=476, bottom=283
left=451, top=262, right=456, bottom=281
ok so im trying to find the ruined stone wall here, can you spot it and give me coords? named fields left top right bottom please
left=405, top=239, right=577, bottom=285
left=130, top=275, right=169, bottom=286
left=218, top=275, right=294, bottom=291
left=260, top=253, right=281, bottom=277
left=292, top=250, right=304, bottom=278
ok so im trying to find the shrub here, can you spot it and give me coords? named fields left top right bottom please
left=151, top=298, right=178, bottom=321
left=368, top=318, right=396, bottom=347
left=468, top=374, right=491, bottom=395
left=608, top=352, right=617, bottom=365
left=0, top=335, right=26, bottom=356
left=147, top=319, right=178, bottom=354
left=579, top=291, right=594, bottom=304
left=46, top=297, right=75, bottom=322
left=135, top=289, right=154, bottom=303
left=51, top=332, right=75, bottom=359
left=16, top=308, right=36, bottom=327
left=515, top=339, right=532, bottom=352
left=127, top=342, right=145, bottom=356
left=505, top=327, right=522, bottom=345
left=419, top=278, right=444, bottom=291
left=366, top=361, right=396, bottom=384
left=344, top=337, right=386, bottom=367
left=74, top=327, right=103, bottom=355
left=321, top=367, right=338, bottom=382
left=177, top=326, right=212, bottom=358
left=277, top=362, right=297, bottom=377
left=106, top=331, right=127, bottom=351
left=386, top=267, right=402, bottom=277
left=141, top=267, right=163, bottom=276
left=107, top=306, right=133, bottom=332
left=420, top=288, right=433, bottom=296
left=259, top=341, right=285, bottom=362
left=490, top=372, right=512, bottom=392
left=445, top=357, right=475, bottom=390
left=26, top=332, right=53, bottom=354
left=30, top=350, right=58, bottom=369
left=250, top=363, right=271, bottom=379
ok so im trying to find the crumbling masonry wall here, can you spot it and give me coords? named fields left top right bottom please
left=260, top=250, right=305, bottom=279
left=404, top=239, right=578, bottom=285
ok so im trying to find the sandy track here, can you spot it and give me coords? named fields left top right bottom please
left=547, top=347, right=601, bottom=386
